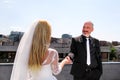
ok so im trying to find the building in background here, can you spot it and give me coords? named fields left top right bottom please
left=62, top=34, right=72, bottom=39
left=0, top=31, right=23, bottom=63
left=0, top=33, right=120, bottom=63
left=9, top=31, right=24, bottom=42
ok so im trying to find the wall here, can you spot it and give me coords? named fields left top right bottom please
left=0, top=62, right=120, bottom=80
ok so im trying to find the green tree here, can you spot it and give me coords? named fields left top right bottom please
left=109, top=47, right=117, bottom=61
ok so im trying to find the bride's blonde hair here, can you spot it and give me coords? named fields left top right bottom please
left=28, top=20, right=51, bottom=71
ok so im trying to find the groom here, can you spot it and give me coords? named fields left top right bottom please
left=68, top=21, right=103, bottom=80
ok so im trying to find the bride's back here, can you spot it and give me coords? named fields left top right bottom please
left=27, top=48, right=59, bottom=80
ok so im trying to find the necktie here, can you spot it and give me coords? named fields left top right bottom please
left=86, top=38, right=91, bottom=65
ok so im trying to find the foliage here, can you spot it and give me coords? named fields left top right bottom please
left=109, top=47, right=117, bottom=61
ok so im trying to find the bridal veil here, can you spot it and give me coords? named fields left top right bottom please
left=10, top=21, right=38, bottom=80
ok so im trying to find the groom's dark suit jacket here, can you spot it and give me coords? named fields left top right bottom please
left=70, top=35, right=103, bottom=77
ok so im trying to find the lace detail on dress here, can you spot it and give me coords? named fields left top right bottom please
left=27, top=48, right=61, bottom=80
left=50, top=49, right=62, bottom=75
left=42, top=48, right=62, bottom=75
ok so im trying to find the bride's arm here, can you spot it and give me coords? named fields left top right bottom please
left=51, top=50, right=61, bottom=75
left=51, top=50, right=71, bottom=75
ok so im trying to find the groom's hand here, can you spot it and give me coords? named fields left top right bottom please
left=64, top=56, right=73, bottom=64
left=68, top=53, right=74, bottom=61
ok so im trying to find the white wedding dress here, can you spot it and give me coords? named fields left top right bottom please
left=10, top=21, right=61, bottom=80
left=27, top=48, right=62, bottom=80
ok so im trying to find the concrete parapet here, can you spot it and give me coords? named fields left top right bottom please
left=0, top=62, right=120, bottom=80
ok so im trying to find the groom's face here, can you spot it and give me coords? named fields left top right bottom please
left=82, top=22, right=93, bottom=37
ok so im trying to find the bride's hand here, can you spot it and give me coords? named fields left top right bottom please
left=62, top=56, right=73, bottom=64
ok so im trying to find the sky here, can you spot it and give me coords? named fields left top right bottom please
left=0, top=0, right=120, bottom=42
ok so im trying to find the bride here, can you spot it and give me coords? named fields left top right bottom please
left=10, top=20, right=72, bottom=80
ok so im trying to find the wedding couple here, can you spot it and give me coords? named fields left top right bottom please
left=10, top=20, right=102, bottom=80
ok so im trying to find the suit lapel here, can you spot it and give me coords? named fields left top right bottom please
left=77, top=35, right=86, bottom=51
left=78, top=35, right=95, bottom=53
left=89, top=37, right=95, bottom=49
